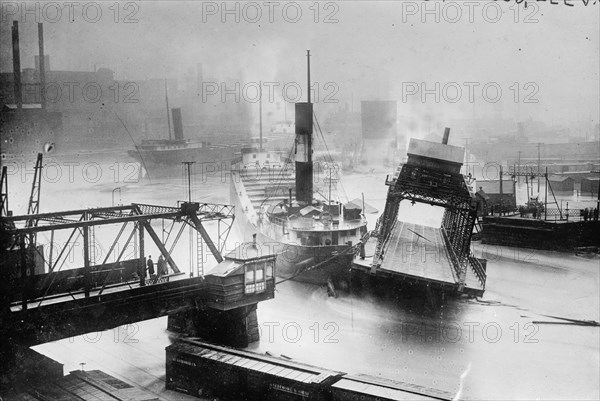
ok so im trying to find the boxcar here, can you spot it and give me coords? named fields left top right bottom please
left=166, top=339, right=454, bottom=401
left=330, top=374, right=453, bottom=401
left=166, top=339, right=343, bottom=401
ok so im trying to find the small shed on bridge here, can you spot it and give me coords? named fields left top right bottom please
left=168, top=234, right=277, bottom=347
left=205, top=235, right=276, bottom=311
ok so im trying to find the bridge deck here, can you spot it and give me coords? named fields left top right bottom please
left=9, top=273, right=187, bottom=312
left=353, top=222, right=484, bottom=296
left=381, top=222, right=457, bottom=283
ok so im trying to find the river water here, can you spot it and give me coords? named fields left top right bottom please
left=6, top=154, right=597, bottom=400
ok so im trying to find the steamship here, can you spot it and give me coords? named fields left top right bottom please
left=128, top=85, right=237, bottom=177
left=229, top=52, right=368, bottom=285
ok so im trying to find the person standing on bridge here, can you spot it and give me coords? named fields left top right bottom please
left=136, top=259, right=145, bottom=286
left=157, top=255, right=167, bottom=277
left=147, top=255, right=155, bottom=277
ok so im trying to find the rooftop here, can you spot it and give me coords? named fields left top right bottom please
left=223, top=240, right=276, bottom=262
left=168, top=339, right=342, bottom=385
left=548, top=175, right=574, bottom=182
left=205, top=259, right=244, bottom=277
left=407, top=138, right=464, bottom=165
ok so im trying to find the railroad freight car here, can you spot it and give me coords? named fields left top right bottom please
left=166, top=339, right=454, bottom=401
left=166, top=339, right=343, bottom=400
left=331, top=374, right=453, bottom=401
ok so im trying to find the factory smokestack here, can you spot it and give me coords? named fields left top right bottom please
left=38, top=23, right=46, bottom=110
left=12, top=21, right=22, bottom=109
left=442, top=127, right=450, bottom=145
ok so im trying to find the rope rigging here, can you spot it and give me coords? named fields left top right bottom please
left=313, top=111, right=349, bottom=204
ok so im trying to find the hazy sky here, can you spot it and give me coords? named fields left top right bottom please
left=1, top=1, right=598, bottom=127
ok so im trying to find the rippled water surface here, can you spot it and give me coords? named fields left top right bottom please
left=10, top=155, right=596, bottom=400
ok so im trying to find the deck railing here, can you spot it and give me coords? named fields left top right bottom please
left=468, top=256, right=486, bottom=289
left=440, top=227, right=463, bottom=282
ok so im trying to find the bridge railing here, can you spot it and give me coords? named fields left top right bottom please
left=440, top=227, right=464, bottom=283
left=372, top=217, right=397, bottom=267
left=6, top=258, right=143, bottom=304
left=468, top=255, right=486, bottom=289
left=8, top=269, right=187, bottom=310
left=441, top=227, right=486, bottom=290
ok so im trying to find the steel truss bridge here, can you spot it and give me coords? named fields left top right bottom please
left=354, top=154, right=486, bottom=298
left=0, top=202, right=235, bottom=347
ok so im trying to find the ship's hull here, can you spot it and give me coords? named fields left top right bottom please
left=128, top=146, right=236, bottom=177
left=230, top=174, right=355, bottom=286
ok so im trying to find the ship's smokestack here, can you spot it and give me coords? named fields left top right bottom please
left=12, top=21, right=22, bottom=109
left=38, top=23, right=46, bottom=110
left=295, top=102, right=313, bottom=204
left=171, top=108, right=184, bottom=140
left=442, top=127, right=450, bottom=145
left=165, top=79, right=172, bottom=140
left=294, top=51, right=314, bottom=204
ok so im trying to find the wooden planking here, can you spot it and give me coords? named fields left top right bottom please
left=379, top=223, right=456, bottom=285
left=8, top=370, right=159, bottom=401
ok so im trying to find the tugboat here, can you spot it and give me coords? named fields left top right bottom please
left=229, top=51, right=368, bottom=286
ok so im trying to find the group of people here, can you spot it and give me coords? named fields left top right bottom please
left=517, top=203, right=545, bottom=219
left=136, top=254, right=169, bottom=286
left=582, top=207, right=599, bottom=222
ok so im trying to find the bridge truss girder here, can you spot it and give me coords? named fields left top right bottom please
left=373, top=164, right=478, bottom=286
left=1, top=202, right=235, bottom=311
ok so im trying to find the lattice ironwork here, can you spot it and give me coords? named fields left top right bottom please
left=1, top=166, right=8, bottom=217
left=91, top=210, right=135, bottom=219
left=372, top=162, right=479, bottom=288
left=3, top=202, right=235, bottom=310
left=136, top=202, right=235, bottom=220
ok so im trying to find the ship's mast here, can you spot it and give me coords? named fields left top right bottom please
left=259, top=80, right=263, bottom=152
left=165, top=79, right=172, bottom=140
left=294, top=50, right=314, bottom=205
left=307, top=50, right=311, bottom=103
